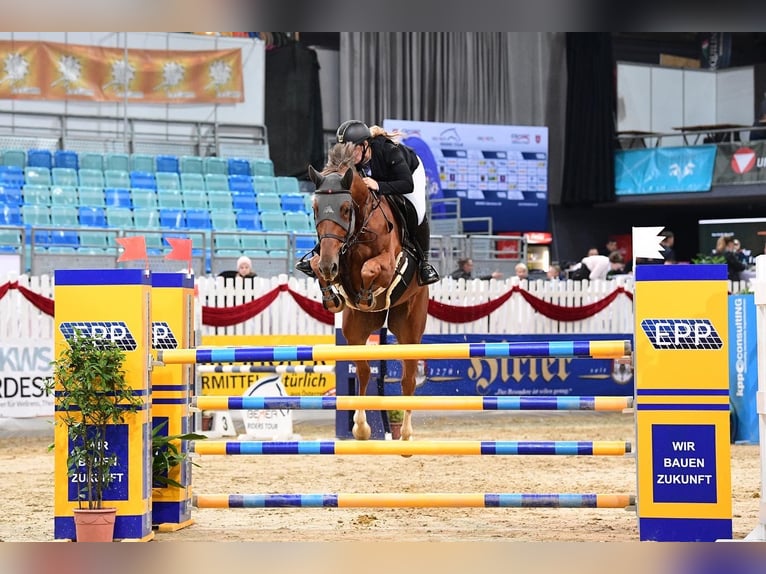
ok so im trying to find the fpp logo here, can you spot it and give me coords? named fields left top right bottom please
left=59, top=321, right=137, bottom=351
left=640, top=319, right=723, bottom=350
left=152, top=321, right=178, bottom=350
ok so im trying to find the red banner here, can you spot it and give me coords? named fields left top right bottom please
left=0, top=40, right=243, bottom=104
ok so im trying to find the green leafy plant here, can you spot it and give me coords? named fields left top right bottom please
left=387, top=409, right=404, bottom=424
left=52, top=331, right=142, bottom=510
left=151, top=421, right=205, bottom=489
left=692, top=253, right=726, bottom=264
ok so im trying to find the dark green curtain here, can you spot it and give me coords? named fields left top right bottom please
left=264, top=43, right=325, bottom=179
left=561, top=33, right=616, bottom=205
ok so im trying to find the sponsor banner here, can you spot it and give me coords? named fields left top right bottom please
left=713, top=142, right=766, bottom=185
left=728, top=294, right=759, bottom=444
left=382, top=333, right=633, bottom=397
left=0, top=40, right=243, bottom=104
left=199, top=335, right=335, bottom=397
left=0, top=340, right=54, bottom=418
left=615, top=145, right=717, bottom=195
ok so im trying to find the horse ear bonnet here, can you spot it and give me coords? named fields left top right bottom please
left=336, top=120, right=371, bottom=145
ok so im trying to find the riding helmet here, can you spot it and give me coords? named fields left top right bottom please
left=336, top=120, right=371, bottom=145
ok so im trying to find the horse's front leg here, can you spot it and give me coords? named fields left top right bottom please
left=353, top=359, right=372, bottom=440
left=400, top=358, right=418, bottom=441
left=357, top=255, right=393, bottom=310
left=314, top=258, right=345, bottom=313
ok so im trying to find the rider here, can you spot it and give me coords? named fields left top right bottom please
left=296, top=120, right=441, bottom=286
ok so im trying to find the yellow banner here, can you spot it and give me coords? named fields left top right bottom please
left=0, top=40, right=243, bottom=104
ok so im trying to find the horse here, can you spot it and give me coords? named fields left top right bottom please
left=307, top=142, right=430, bottom=441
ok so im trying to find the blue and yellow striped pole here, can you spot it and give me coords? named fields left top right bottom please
left=190, top=440, right=632, bottom=456
left=194, top=493, right=635, bottom=509
left=193, top=395, right=633, bottom=412
left=150, top=272, right=195, bottom=532
left=53, top=269, right=153, bottom=542
left=159, top=339, right=631, bottom=364
left=634, top=264, right=732, bottom=541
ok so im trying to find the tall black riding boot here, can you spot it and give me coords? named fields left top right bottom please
left=414, top=217, right=440, bottom=286
left=295, top=243, right=318, bottom=278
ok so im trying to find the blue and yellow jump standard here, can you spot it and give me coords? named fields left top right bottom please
left=53, top=269, right=153, bottom=541
left=634, top=264, right=732, bottom=541
left=150, top=272, right=195, bottom=532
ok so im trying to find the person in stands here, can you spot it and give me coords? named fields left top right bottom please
left=218, top=255, right=257, bottom=282
left=296, top=120, right=440, bottom=286
left=450, top=258, right=503, bottom=281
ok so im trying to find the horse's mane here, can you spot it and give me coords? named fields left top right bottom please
left=322, top=142, right=357, bottom=176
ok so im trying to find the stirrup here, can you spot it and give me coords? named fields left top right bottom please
left=295, top=259, right=316, bottom=278
left=418, top=263, right=440, bottom=286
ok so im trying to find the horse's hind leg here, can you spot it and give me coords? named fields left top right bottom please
left=400, top=358, right=418, bottom=441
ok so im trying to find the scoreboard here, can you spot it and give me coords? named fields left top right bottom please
left=383, top=119, right=549, bottom=233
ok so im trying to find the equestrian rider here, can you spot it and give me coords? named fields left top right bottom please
left=296, top=120, right=441, bottom=286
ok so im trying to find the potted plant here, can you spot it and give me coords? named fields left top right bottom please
left=387, top=409, right=404, bottom=440
left=52, top=330, right=143, bottom=542
left=151, top=420, right=205, bottom=489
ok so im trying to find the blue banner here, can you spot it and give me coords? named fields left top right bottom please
left=728, top=294, right=759, bottom=444
left=383, top=333, right=633, bottom=397
left=615, top=145, right=717, bottom=195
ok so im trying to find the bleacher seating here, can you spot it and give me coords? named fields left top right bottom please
left=0, top=146, right=306, bottom=275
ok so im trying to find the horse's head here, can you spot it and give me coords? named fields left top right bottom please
left=308, top=164, right=358, bottom=282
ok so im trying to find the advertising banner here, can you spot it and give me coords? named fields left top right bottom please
left=382, top=333, right=633, bottom=397
left=728, top=293, right=759, bottom=444
left=0, top=340, right=54, bottom=418
left=713, top=142, right=766, bottom=185
left=383, top=119, right=549, bottom=233
left=615, top=145, right=717, bottom=195
left=0, top=40, right=243, bottom=104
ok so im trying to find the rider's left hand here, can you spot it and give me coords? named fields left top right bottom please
left=362, top=177, right=379, bottom=191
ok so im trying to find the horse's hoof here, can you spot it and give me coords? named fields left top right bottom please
left=352, top=423, right=371, bottom=440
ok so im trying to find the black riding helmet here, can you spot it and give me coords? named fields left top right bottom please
left=336, top=120, right=371, bottom=145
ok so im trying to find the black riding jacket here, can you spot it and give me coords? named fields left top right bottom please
left=358, top=136, right=419, bottom=196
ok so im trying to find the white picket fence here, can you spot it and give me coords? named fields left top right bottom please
left=0, top=272, right=752, bottom=341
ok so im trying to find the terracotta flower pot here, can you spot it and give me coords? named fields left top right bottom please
left=73, top=508, right=117, bottom=542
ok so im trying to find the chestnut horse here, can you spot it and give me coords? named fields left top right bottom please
left=307, top=143, right=429, bottom=441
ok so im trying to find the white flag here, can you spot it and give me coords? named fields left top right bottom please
left=632, top=226, right=665, bottom=260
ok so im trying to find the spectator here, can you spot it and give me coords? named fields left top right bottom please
left=723, top=236, right=747, bottom=282
left=219, top=255, right=257, bottom=282
left=659, top=230, right=676, bottom=263
left=601, top=239, right=619, bottom=257
left=450, top=258, right=503, bottom=281
left=572, top=252, right=625, bottom=281
left=514, top=262, right=529, bottom=281
left=546, top=264, right=562, bottom=280
left=586, top=247, right=599, bottom=257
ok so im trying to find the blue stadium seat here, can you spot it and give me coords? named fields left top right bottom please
left=210, top=211, right=238, bottom=230
left=159, top=208, right=185, bottom=229
left=156, top=172, right=180, bottom=191
left=294, top=234, right=317, bottom=257
left=284, top=211, right=313, bottom=232
left=27, top=149, right=52, bottom=169
left=104, top=188, right=132, bottom=208
left=132, top=207, right=160, bottom=229
left=106, top=207, right=134, bottom=229
left=281, top=193, right=307, bottom=212
left=22, top=185, right=50, bottom=205
left=0, top=166, right=24, bottom=188
left=54, top=150, right=79, bottom=170
left=78, top=206, right=107, bottom=227
left=265, top=234, right=289, bottom=251
left=259, top=210, right=286, bottom=231
left=157, top=191, right=184, bottom=209
left=185, top=208, right=211, bottom=229
left=236, top=211, right=261, bottom=231
left=227, top=158, right=251, bottom=176
left=129, top=171, right=157, bottom=190
left=48, top=230, right=79, bottom=249
left=232, top=194, right=257, bottom=212
left=181, top=173, right=205, bottom=190
left=207, top=191, right=233, bottom=211
left=214, top=234, right=241, bottom=251
left=130, top=188, right=158, bottom=209
left=156, top=155, right=179, bottom=173
left=50, top=205, right=79, bottom=227
left=228, top=174, right=254, bottom=194
left=78, top=187, right=106, bottom=207
left=180, top=190, right=207, bottom=210
left=78, top=230, right=110, bottom=249
left=240, top=234, right=268, bottom=251
left=0, top=227, right=22, bottom=252
left=203, top=156, right=228, bottom=175
left=204, top=173, right=230, bottom=192
left=255, top=193, right=281, bottom=212
left=0, top=205, right=22, bottom=225
left=0, top=185, right=22, bottom=206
